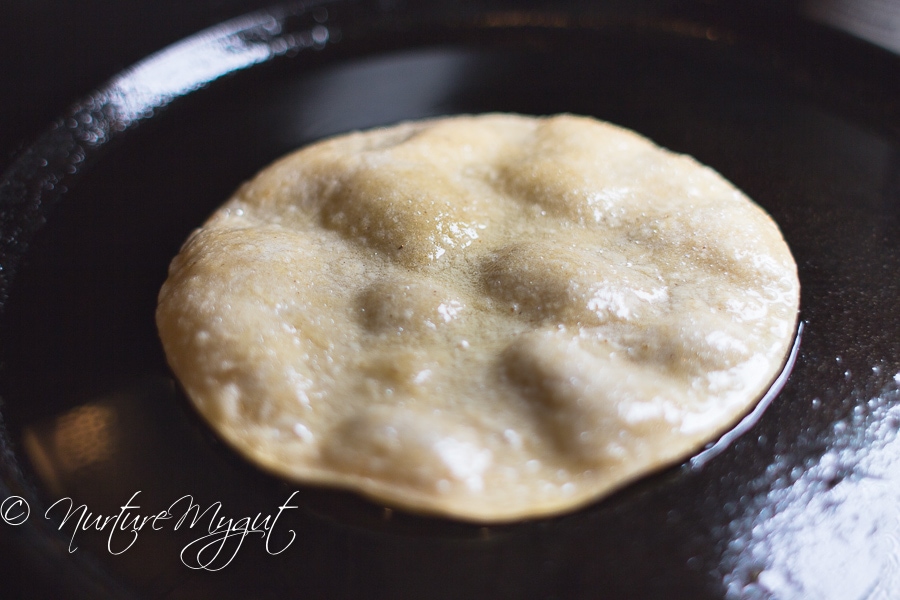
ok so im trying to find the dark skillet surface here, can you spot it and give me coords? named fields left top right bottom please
left=1, top=1, right=900, bottom=598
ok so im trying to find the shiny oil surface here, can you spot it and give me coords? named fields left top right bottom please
left=1, top=2, right=899, bottom=598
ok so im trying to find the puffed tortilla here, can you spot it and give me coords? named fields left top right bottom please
left=157, top=114, right=800, bottom=521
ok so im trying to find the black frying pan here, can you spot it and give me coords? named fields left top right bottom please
left=1, top=1, right=899, bottom=598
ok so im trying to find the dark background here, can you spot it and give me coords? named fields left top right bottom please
left=0, top=0, right=806, bottom=177
left=1, top=0, right=281, bottom=174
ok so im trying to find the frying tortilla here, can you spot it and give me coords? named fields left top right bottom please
left=157, top=114, right=800, bottom=521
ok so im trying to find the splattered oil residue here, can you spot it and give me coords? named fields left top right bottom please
left=721, top=370, right=900, bottom=599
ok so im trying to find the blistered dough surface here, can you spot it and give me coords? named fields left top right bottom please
left=157, top=114, right=800, bottom=521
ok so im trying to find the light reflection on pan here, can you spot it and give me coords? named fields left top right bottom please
left=722, top=373, right=900, bottom=599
